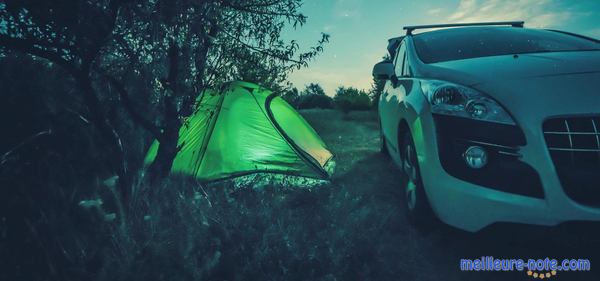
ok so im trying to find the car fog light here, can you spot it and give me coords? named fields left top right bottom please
left=463, top=146, right=488, bottom=169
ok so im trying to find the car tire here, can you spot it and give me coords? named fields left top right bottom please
left=401, top=130, right=435, bottom=227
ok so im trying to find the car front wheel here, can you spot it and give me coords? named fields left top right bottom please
left=401, top=130, right=434, bottom=226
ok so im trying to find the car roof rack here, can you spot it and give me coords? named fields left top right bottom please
left=403, top=21, right=524, bottom=35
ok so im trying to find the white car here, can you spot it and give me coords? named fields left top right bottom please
left=372, top=21, right=600, bottom=232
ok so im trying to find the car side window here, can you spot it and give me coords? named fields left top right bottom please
left=403, top=51, right=411, bottom=77
left=394, top=41, right=406, bottom=77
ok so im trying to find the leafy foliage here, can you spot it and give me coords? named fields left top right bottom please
left=296, top=83, right=333, bottom=109
left=301, top=82, right=327, bottom=96
left=0, top=54, right=121, bottom=281
left=281, top=87, right=301, bottom=108
left=334, top=86, right=372, bottom=114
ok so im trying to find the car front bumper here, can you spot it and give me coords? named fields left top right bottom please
left=414, top=111, right=600, bottom=232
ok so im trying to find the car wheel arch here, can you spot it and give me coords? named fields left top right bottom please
left=397, top=119, right=410, bottom=160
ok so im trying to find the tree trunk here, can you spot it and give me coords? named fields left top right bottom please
left=147, top=43, right=182, bottom=180
left=147, top=121, right=179, bottom=180
left=76, top=72, right=130, bottom=200
left=146, top=19, right=217, bottom=180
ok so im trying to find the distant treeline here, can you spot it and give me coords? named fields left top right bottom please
left=281, top=81, right=385, bottom=113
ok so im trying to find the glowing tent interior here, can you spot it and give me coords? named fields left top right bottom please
left=144, top=81, right=335, bottom=181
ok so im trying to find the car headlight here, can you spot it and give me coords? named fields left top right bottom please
left=420, top=80, right=515, bottom=125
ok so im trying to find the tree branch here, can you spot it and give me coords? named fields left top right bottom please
left=223, top=4, right=300, bottom=17
left=221, top=0, right=285, bottom=12
left=1, top=129, right=52, bottom=166
left=220, top=29, right=304, bottom=65
left=0, top=34, right=78, bottom=75
left=105, top=75, right=162, bottom=139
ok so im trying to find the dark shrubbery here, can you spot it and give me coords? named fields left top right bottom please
left=0, top=54, right=323, bottom=281
left=282, top=83, right=375, bottom=113
left=0, top=57, right=370, bottom=281
left=281, top=87, right=301, bottom=107
left=333, top=87, right=372, bottom=114
left=0, top=54, right=119, bottom=281
left=297, top=94, right=334, bottom=109
left=0, top=56, right=387, bottom=280
left=285, top=83, right=333, bottom=109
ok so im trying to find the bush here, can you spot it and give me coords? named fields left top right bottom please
left=0, top=54, right=118, bottom=281
left=0, top=53, right=150, bottom=281
left=297, top=94, right=333, bottom=109
left=333, top=87, right=371, bottom=114
left=294, top=83, right=333, bottom=109
left=281, top=87, right=300, bottom=108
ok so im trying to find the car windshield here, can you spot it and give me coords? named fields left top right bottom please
left=413, top=27, right=600, bottom=63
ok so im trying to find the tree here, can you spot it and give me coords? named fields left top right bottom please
left=297, top=83, right=332, bottom=109
left=0, top=0, right=329, bottom=184
left=0, top=0, right=135, bottom=198
left=281, top=87, right=300, bottom=108
left=301, top=82, right=326, bottom=96
left=334, top=86, right=371, bottom=114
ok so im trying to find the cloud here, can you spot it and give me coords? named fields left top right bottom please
left=427, top=8, right=443, bottom=16
left=445, top=0, right=573, bottom=28
left=448, top=0, right=478, bottom=21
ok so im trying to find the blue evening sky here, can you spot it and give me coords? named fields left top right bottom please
left=283, top=0, right=600, bottom=96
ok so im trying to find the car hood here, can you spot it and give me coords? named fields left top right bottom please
left=420, top=50, right=600, bottom=86
left=473, top=71, right=600, bottom=140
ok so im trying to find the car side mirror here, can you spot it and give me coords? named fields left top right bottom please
left=372, top=60, right=394, bottom=80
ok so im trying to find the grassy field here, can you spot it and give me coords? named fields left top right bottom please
left=99, top=109, right=600, bottom=281
left=6, top=109, right=600, bottom=281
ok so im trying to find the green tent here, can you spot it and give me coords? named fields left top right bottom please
left=144, top=81, right=334, bottom=181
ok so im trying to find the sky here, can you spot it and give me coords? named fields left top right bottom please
left=283, top=0, right=600, bottom=96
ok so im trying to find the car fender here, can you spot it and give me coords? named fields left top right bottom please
left=395, top=82, right=442, bottom=213
left=383, top=79, right=431, bottom=167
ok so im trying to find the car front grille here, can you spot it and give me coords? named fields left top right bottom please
left=543, top=116, right=600, bottom=206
